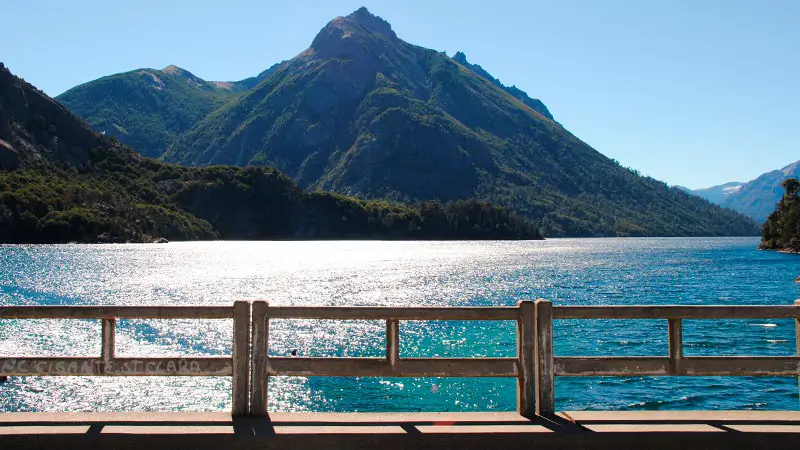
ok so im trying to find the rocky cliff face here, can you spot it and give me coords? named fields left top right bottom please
left=451, top=51, right=553, bottom=120
left=0, top=63, right=99, bottom=166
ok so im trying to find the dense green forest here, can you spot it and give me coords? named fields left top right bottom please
left=760, top=178, right=800, bottom=252
left=58, top=8, right=760, bottom=237
left=55, top=66, right=244, bottom=158
left=0, top=63, right=541, bottom=243
left=56, top=64, right=284, bottom=159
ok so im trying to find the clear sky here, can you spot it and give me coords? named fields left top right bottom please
left=4, top=0, right=799, bottom=189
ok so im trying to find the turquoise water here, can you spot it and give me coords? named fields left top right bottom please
left=1, top=238, right=799, bottom=412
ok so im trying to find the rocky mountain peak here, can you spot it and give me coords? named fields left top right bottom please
left=452, top=51, right=469, bottom=65
left=311, top=7, right=397, bottom=57
left=160, top=65, right=212, bottom=90
left=161, top=65, right=207, bottom=83
left=347, top=7, right=394, bottom=34
left=162, top=65, right=191, bottom=76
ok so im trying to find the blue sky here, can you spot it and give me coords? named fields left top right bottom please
left=4, top=0, right=798, bottom=189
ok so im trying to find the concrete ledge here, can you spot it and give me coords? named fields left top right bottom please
left=1, top=411, right=799, bottom=449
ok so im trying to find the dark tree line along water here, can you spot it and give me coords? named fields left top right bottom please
left=760, top=178, right=800, bottom=252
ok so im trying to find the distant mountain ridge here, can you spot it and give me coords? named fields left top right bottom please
left=54, top=7, right=759, bottom=237
left=691, top=161, right=800, bottom=223
left=692, top=182, right=744, bottom=205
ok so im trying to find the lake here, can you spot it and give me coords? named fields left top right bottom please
left=1, top=237, right=799, bottom=412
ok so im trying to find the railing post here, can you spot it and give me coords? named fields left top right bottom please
left=232, top=301, right=251, bottom=417
left=534, top=299, right=554, bottom=416
left=516, top=300, right=535, bottom=417
left=795, top=299, right=800, bottom=400
left=668, top=318, right=683, bottom=375
left=386, top=319, right=399, bottom=369
left=101, top=318, right=115, bottom=361
left=251, top=301, right=269, bottom=416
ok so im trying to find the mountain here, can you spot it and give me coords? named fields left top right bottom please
left=760, top=178, right=800, bottom=252
left=59, top=7, right=759, bottom=237
left=692, top=182, right=744, bottom=205
left=0, top=63, right=541, bottom=243
left=691, top=161, right=800, bottom=223
left=55, top=65, right=268, bottom=158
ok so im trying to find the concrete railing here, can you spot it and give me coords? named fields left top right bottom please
left=0, top=302, right=252, bottom=416
left=2, top=300, right=799, bottom=417
left=548, top=300, right=800, bottom=415
left=249, top=301, right=537, bottom=416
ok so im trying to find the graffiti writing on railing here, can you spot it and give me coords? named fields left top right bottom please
left=0, top=358, right=206, bottom=376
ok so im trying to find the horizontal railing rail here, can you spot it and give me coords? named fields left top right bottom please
left=554, top=305, right=800, bottom=320
left=0, top=302, right=251, bottom=416
left=0, top=305, right=234, bottom=319
left=265, top=306, right=519, bottom=320
left=2, top=300, right=798, bottom=417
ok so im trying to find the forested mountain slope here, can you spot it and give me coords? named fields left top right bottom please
left=0, top=63, right=541, bottom=243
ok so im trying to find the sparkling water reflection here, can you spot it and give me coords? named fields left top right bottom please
left=1, top=238, right=799, bottom=412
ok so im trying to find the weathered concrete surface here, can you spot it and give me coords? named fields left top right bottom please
left=561, top=410, right=800, bottom=424
left=1, top=411, right=800, bottom=449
